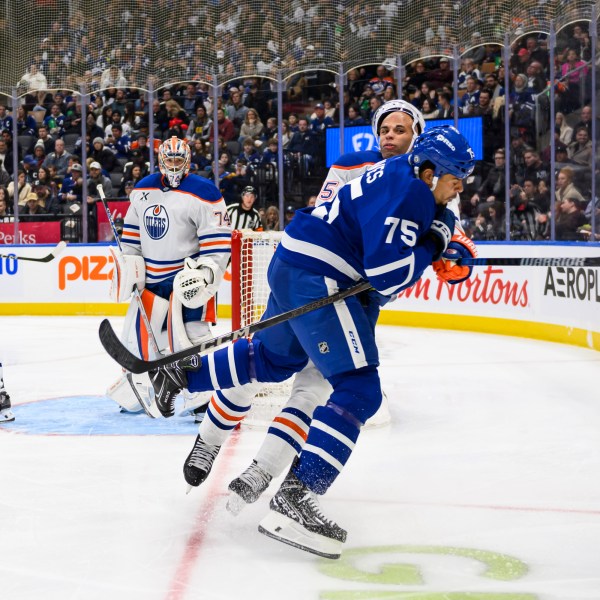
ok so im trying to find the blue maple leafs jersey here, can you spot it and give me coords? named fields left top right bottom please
left=278, top=154, right=438, bottom=296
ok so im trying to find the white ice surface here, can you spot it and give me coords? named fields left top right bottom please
left=1, top=316, right=599, bottom=600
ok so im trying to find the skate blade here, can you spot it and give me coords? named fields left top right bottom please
left=185, top=484, right=194, bottom=495
left=0, top=412, right=15, bottom=423
left=258, top=511, right=343, bottom=560
left=226, top=491, right=247, bottom=516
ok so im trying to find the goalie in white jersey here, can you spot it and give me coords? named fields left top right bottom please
left=107, top=137, right=231, bottom=417
left=224, top=100, right=478, bottom=512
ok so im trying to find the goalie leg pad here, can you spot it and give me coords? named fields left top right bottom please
left=121, top=289, right=169, bottom=359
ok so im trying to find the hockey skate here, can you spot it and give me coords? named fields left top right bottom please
left=149, top=354, right=201, bottom=418
left=183, top=434, right=221, bottom=490
left=258, top=470, right=346, bottom=559
left=0, top=388, right=15, bottom=423
left=227, top=460, right=273, bottom=515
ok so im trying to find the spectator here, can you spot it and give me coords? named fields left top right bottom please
left=567, top=126, right=592, bottom=166
left=275, top=119, right=292, bottom=148
left=186, top=105, right=212, bottom=142
left=346, top=104, right=366, bottom=126
left=555, top=112, right=574, bottom=145
left=86, top=161, right=113, bottom=241
left=118, top=164, right=144, bottom=195
left=310, top=103, right=334, bottom=134
left=18, top=64, right=48, bottom=108
left=42, top=138, right=71, bottom=179
left=555, top=166, right=585, bottom=206
left=106, top=123, right=131, bottom=161
left=263, top=205, right=280, bottom=231
left=238, top=108, right=264, bottom=144
left=32, top=181, right=59, bottom=215
left=457, top=58, right=482, bottom=89
left=15, top=106, right=37, bottom=138
left=8, top=170, right=32, bottom=206
left=209, top=108, right=235, bottom=143
left=516, top=148, right=550, bottom=187
left=284, top=203, right=296, bottom=226
left=460, top=76, right=481, bottom=115
left=100, top=65, right=128, bottom=89
left=427, top=57, right=454, bottom=89
left=261, top=138, right=279, bottom=165
left=412, top=81, right=437, bottom=111
left=21, top=191, right=46, bottom=217
left=0, top=190, right=12, bottom=221
left=43, top=104, right=65, bottom=138
left=570, top=105, right=591, bottom=142
left=433, top=91, right=454, bottom=119
left=474, top=148, right=506, bottom=204
left=32, top=140, right=46, bottom=168
left=260, top=117, right=278, bottom=143
left=0, top=104, right=12, bottom=132
left=369, top=65, right=394, bottom=98
left=225, top=89, right=249, bottom=130
left=58, top=162, right=83, bottom=205
left=190, top=138, right=210, bottom=171
left=89, top=137, right=117, bottom=172
left=420, top=98, right=437, bottom=120
left=239, top=139, right=260, bottom=166
left=36, top=126, right=54, bottom=154
left=560, top=49, right=588, bottom=114
left=0, top=139, right=14, bottom=177
left=556, top=197, right=587, bottom=240
left=510, top=184, right=541, bottom=240
left=525, top=61, right=546, bottom=94
left=287, top=117, right=319, bottom=175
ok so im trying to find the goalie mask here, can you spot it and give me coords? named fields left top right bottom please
left=158, top=136, right=191, bottom=188
left=371, top=99, right=425, bottom=151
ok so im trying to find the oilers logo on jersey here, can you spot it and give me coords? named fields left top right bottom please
left=144, top=205, right=169, bottom=240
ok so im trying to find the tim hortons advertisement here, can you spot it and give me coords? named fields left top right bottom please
left=0, top=243, right=598, bottom=340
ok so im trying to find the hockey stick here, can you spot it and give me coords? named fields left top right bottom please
left=99, top=280, right=372, bottom=374
left=0, top=240, right=67, bottom=263
left=97, top=184, right=161, bottom=417
left=459, top=256, right=600, bottom=267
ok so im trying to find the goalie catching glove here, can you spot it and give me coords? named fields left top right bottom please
left=109, top=248, right=146, bottom=302
left=173, top=257, right=221, bottom=309
left=432, top=231, right=478, bottom=284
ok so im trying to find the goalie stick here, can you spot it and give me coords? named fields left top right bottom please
left=459, top=256, right=600, bottom=267
left=97, top=184, right=161, bottom=418
left=0, top=240, right=67, bottom=263
left=99, top=280, right=372, bottom=374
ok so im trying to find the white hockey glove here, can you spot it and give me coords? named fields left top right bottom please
left=109, top=248, right=146, bottom=303
left=173, top=257, right=221, bottom=309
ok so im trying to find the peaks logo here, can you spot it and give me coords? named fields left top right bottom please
left=144, top=205, right=169, bottom=240
left=351, top=132, right=377, bottom=152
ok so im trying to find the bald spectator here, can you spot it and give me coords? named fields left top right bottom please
left=42, top=138, right=71, bottom=179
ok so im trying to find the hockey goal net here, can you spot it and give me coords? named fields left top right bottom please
left=230, top=229, right=390, bottom=429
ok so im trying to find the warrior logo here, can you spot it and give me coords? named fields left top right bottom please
left=144, top=205, right=169, bottom=240
left=318, top=341, right=330, bottom=354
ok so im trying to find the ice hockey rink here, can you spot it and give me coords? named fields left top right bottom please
left=2, top=315, right=599, bottom=600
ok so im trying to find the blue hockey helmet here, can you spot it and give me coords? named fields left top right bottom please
left=409, top=125, right=475, bottom=179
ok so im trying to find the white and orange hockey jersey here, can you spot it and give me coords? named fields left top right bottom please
left=121, top=172, right=231, bottom=324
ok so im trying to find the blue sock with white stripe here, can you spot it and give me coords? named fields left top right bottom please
left=186, top=339, right=254, bottom=392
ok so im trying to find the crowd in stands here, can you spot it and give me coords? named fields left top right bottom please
left=0, top=15, right=597, bottom=242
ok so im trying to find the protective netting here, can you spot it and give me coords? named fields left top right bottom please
left=0, top=0, right=597, bottom=96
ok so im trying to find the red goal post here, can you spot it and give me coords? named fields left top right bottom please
left=230, top=229, right=390, bottom=429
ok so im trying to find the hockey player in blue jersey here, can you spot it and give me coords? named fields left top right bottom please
left=106, top=136, right=231, bottom=418
left=225, top=100, right=476, bottom=514
left=225, top=100, right=428, bottom=512
left=148, top=125, right=476, bottom=559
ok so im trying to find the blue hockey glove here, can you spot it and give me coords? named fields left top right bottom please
left=425, top=207, right=456, bottom=261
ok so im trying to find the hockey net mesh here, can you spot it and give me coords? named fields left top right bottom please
left=232, top=229, right=390, bottom=429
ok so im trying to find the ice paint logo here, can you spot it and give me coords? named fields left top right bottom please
left=144, top=205, right=169, bottom=240
left=352, top=132, right=376, bottom=152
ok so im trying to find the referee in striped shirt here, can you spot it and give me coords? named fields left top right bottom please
left=226, top=185, right=263, bottom=231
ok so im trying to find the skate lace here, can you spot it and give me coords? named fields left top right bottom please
left=240, top=462, right=272, bottom=489
left=302, top=491, right=336, bottom=527
left=188, top=440, right=218, bottom=470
